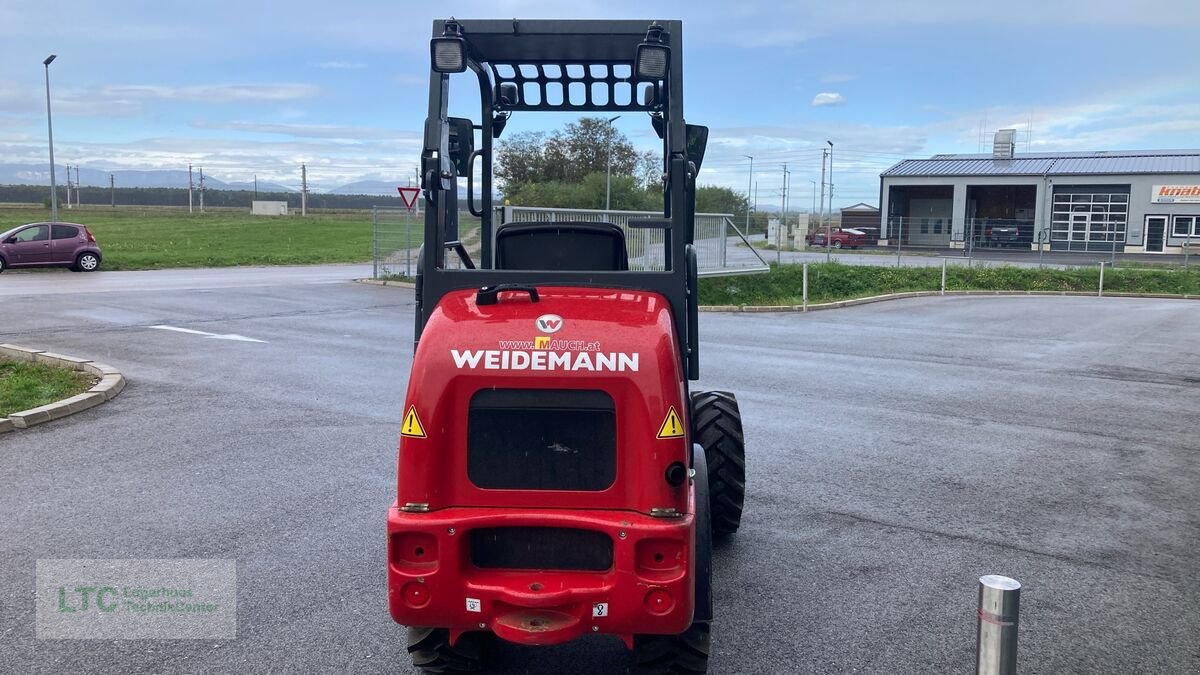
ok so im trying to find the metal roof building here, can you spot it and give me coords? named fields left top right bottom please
left=878, top=140, right=1200, bottom=253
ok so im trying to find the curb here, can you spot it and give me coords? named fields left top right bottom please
left=357, top=278, right=416, bottom=289
left=0, top=344, right=126, bottom=433
left=699, top=290, right=1200, bottom=313
left=352, top=278, right=1198, bottom=312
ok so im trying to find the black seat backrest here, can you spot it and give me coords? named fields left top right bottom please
left=495, top=222, right=629, bottom=271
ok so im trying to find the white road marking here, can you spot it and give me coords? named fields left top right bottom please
left=149, top=325, right=268, bottom=343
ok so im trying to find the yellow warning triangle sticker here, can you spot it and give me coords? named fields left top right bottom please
left=401, top=406, right=427, bottom=438
left=656, top=406, right=685, bottom=439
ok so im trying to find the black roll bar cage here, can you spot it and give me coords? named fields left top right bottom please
left=417, top=19, right=700, bottom=380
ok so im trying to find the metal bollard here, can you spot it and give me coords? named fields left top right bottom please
left=976, top=575, right=1020, bottom=675
left=1098, top=262, right=1105, bottom=297
left=802, top=263, right=809, bottom=312
left=941, top=258, right=947, bottom=295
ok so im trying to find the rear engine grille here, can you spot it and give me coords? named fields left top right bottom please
left=467, top=389, right=616, bottom=491
left=470, top=527, right=613, bottom=571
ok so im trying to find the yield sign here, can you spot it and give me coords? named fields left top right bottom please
left=398, top=186, right=421, bottom=211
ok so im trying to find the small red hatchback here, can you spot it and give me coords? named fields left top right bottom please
left=0, top=222, right=102, bottom=273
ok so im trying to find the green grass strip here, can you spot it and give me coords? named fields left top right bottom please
left=0, top=361, right=92, bottom=417
left=698, top=262, right=1200, bottom=306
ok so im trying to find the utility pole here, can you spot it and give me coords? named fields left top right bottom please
left=301, top=163, right=308, bottom=216
left=784, top=165, right=792, bottom=250
left=65, top=163, right=72, bottom=209
left=75, top=166, right=81, bottom=207
left=827, top=139, right=834, bottom=244
left=604, top=115, right=621, bottom=211
left=819, top=149, right=828, bottom=260
left=777, top=163, right=788, bottom=265
left=188, top=164, right=194, bottom=213
left=742, top=155, right=753, bottom=235
left=43, top=54, right=59, bottom=223
left=199, top=167, right=205, bottom=213
left=253, top=174, right=258, bottom=201
left=110, top=173, right=115, bottom=208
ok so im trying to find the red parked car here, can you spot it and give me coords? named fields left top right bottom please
left=807, top=227, right=869, bottom=249
left=0, top=222, right=102, bottom=273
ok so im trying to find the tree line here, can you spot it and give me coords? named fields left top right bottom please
left=495, top=117, right=749, bottom=216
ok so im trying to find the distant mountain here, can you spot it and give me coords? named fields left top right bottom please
left=0, top=164, right=490, bottom=201
left=226, top=180, right=296, bottom=193
left=0, top=163, right=236, bottom=190
left=327, top=180, right=414, bottom=196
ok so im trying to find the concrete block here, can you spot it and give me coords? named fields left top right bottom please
left=34, top=352, right=92, bottom=370
left=0, top=344, right=44, bottom=362
left=8, top=406, right=53, bottom=428
left=63, top=392, right=106, bottom=414
left=0, top=418, right=12, bottom=434
left=92, top=374, right=126, bottom=400
left=81, top=362, right=120, bottom=378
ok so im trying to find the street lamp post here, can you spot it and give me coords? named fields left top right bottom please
left=743, top=155, right=753, bottom=235
left=43, top=54, right=58, bottom=222
left=826, top=140, right=834, bottom=262
left=604, top=115, right=621, bottom=211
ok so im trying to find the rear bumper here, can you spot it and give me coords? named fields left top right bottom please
left=387, top=504, right=694, bottom=646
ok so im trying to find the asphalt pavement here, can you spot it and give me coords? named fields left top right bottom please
left=1, top=266, right=1197, bottom=674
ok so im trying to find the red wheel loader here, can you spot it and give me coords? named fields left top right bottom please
left=387, top=19, right=747, bottom=673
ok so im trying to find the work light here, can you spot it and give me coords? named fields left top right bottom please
left=432, top=22, right=467, bottom=73
left=636, top=24, right=669, bottom=80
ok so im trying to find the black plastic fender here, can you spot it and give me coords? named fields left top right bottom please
left=691, top=442, right=713, bottom=624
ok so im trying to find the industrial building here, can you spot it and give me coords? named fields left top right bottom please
left=878, top=133, right=1200, bottom=253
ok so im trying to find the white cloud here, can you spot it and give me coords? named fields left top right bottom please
left=812, top=92, right=846, bottom=107
left=190, top=120, right=420, bottom=142
left=0, top=134, right=423, bottom=190
left=101, top=84, right=321, bottom=103
left=0, top=82, right=323, bottom=120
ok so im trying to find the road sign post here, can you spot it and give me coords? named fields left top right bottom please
left=398, top=187, right=421, bottom=277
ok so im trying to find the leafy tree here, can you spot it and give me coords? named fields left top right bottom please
left=496, top=117, right=660, bottom=200
left=506, top=172, right=660, bottom=211
left=696, top=185, right=748, bottom=217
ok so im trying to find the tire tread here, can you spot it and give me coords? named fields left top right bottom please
left=690, top=391, right=746, bottom=537
left=633, top=622, right=711, bottom=674
left=406, top=627, right=489, bottom=674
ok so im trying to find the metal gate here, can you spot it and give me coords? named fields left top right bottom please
left=372, top=205, right=768, bottom=279
left=371, top=206, right=421, bottom=279
left=496, top=206, right=767, bottom=276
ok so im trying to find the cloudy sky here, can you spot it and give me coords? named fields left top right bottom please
left=2, top=0, right=1198, bottom=204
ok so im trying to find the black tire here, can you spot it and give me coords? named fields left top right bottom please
left=407, top=627, right=490, bottom=674
left=832, top=240, right=843, bottom=249
left=633, top=622, right=710, bottom=674
left=690, top=391, right=746, bottom=537
left=76, top=252, right=101, bottom=272
left=0, top=256, right=5, bottom=274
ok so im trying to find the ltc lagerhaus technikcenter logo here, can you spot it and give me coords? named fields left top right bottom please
left=36, top=559, right=236, bottom=639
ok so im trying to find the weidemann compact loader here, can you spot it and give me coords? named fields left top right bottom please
left=388, top=18, right=747, bottom=674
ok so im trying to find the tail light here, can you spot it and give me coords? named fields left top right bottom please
left=84, top=227, right=96, bottom=243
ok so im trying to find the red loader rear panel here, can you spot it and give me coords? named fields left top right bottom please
left=388, top=286, right=695, bottom=646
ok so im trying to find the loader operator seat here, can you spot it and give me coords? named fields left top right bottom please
left=495, top=222, right=629, bottom=271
